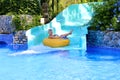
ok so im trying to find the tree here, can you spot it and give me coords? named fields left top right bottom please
left=89, top=0, right=120, bottom=31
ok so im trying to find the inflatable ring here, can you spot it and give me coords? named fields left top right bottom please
left=43, top=38, right=70, bottom=47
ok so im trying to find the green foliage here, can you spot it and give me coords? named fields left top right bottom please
left=48, top=0, right=103, bottom=20
left=0, top=0, right=105, bottom=31
left=0, top=0, right=103, bottom=18
left=111, top=16, right=117, bottom=29
left=0, top=0, right=41, bottom=15
left=12, top=15, right=21, bottom=30
left=12, top=15, right=41, bottom=30
left=89, top=0, right=120, bottom=31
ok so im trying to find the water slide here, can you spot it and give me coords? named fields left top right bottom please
left=26, top=3, right=94, bottom=51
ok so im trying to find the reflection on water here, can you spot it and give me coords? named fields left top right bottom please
left=86, top=47, right=120, bottom=61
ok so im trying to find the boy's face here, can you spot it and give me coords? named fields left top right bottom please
left=48, top=29, right=53, bottom=35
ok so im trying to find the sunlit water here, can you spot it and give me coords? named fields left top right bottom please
left=0, top=45, right=120, bottom=80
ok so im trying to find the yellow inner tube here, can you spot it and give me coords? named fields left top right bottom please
left=43, top=38, right=70, bottom=48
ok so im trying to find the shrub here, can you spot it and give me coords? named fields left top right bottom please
left=12, top=15, right=41, bottom=30
left=89, top=0, right=120, bottom=31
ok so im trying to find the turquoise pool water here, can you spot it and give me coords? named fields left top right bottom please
left=0, top=45, right=120, bottom=80
left=1, top=2, right=119, bottom=80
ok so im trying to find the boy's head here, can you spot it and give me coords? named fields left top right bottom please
left=48, top=29, right=53, bottom=35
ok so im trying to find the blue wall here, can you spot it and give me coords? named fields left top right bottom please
left=0, top=34, right=13, bottom=45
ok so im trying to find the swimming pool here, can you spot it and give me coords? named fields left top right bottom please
left=0, top=45, right=120, bottom=80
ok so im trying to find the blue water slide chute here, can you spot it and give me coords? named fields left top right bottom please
left=26, top=3, right=94, bottom=50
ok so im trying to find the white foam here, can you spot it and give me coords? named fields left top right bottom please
left=9, top=43, right=83, bottom=56
left=9, top=44, right=58, bottom=56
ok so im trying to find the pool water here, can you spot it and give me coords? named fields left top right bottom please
left=0, top=46, right=120, bottom=80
